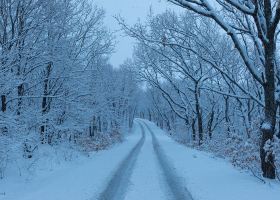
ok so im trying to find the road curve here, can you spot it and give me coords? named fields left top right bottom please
left=97, top=123, right=145, bottom=200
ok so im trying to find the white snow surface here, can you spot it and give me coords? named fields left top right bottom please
left=143, top=120, right=280, bottom=200
left=261, top=122, right=272, bottom=130
left=1, top=119, right=280, bottom=200
left=0, top=125, right=142, bottom=200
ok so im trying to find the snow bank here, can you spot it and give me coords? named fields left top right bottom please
left=0, top=125, right=142, bottom=200
left=145, top=120, right=280, bottom=200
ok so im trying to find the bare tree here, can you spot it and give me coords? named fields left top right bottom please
left=167, top=0, right=280, bottom=179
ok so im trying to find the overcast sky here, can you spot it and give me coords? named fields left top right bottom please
left=94, top=0, right=182, bottom=68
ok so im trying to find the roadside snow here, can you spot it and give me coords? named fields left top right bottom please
left=0, top=125, right=142, bottom=200
left=143, top=120, right=280, bottom=200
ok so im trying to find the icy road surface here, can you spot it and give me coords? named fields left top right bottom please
left=1, top=119, right=280, bottom=200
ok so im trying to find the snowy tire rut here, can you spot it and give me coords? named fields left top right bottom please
left=97, top=121, right=193, bottom=200
left=97, top=123, right=146, bottom=200
left=143, top=122, right=193, bottom=200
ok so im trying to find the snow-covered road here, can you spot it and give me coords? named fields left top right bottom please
left=98, top=123, right=146, bottom=200
left=98, top=120, right=192, bottom=200
left=1, top=119, right=280, bottom=200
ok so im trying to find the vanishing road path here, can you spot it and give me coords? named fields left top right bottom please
left=97, top=119, right=193, bottom=200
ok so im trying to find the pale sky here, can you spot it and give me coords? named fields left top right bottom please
left=93, top=0, right=183, bottom=68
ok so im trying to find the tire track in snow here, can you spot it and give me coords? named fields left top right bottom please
left=143, top=121, right=193, bottom=200
left=97, top=123, right=145, bottom=200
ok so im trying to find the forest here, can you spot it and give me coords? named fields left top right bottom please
left=1, top=1, right=280, bottom=199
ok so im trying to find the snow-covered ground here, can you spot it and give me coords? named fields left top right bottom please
left=143, top=120, right=280, bottom=200
left=1, top=119, right=279, bottom=200
left=0, top=125, right=142, bottom=200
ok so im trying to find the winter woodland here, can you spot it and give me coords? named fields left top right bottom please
left=1, top=0, right=280, bottom=187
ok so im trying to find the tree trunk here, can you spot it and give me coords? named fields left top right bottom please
left=191, top=118, right=196, bottom=142
left=41, top=63, right=51, bottom=144
left=260, top=39, right=276, bottom=179
left=1, top=95, right=6, bottom=112
left=225, top=96, right=230, bottom=136
left=166, top=118, right=171, bottom=131
left=207, top=110, right=214, bottom=139
left=148, top=109, right=152, bottom=121
left=195, top=82, right=203, bottom=145
left=17, top=83, right=24, bottom=115
left=91, top=116, right=97, bottom=137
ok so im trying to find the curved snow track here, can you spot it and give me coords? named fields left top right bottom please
left=97, top=121, right=193, bottom=200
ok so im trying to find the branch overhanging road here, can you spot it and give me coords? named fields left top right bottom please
left=97, top=120, right=193, bottom=200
